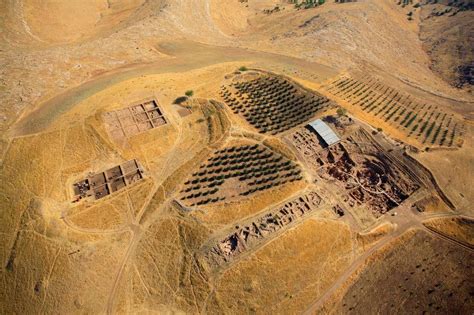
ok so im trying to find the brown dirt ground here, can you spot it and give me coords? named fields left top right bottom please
left=319, top=229, right=473, bottom=314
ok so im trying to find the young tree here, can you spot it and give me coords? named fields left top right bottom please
left=337, top=107, right=347, bottom=117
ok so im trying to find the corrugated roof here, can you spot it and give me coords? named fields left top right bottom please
left=308, top=119, right=340, bottom=146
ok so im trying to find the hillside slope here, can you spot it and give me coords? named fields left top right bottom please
left=418, top=1, right=474, bottom=92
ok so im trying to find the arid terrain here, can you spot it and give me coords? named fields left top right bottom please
left=0, top=0, right=473, bottom=314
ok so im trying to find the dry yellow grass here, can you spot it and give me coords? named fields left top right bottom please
left=423, top=216, right=474, bottom=247
left=67, top=203, right=128, bottom=231
left=129, top=215, right=212, bottom=313
left=209, top=218, right=354, bottom=314
left=415, top=124, right=474, bottom=214
left=191, top=180, right=307, bottom=229
left=1, top=227, right=132, bottom=314
left=128, top=180, right=155, bottom=220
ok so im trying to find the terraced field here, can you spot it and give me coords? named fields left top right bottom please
left=323, top=75, right=465, bottom=148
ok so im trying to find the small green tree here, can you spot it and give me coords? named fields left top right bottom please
left=185, top=90, right=194, bottom=97
left=239, top=66, right=248, bottom=72
left=336, top=108, right=347, bottom=117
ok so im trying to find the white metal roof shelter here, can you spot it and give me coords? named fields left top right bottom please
left=308, top=119, right=340, bottom=146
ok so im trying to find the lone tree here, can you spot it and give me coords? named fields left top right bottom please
left=185, top=90, right=194, bottom=97
left=337, top=107, right=347, bottom=117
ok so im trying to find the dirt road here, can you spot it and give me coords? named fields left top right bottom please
left=11, top=39, right=337, bottom=137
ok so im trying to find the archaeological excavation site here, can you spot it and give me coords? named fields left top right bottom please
left=1, top=0, right=473, bottom=314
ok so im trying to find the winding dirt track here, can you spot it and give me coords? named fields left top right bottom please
left=11, top=40, right=336, bottom=137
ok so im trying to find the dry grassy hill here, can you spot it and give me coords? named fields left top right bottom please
left=0, top=0, right=472, bottom=314
left=418, top=0, right=474, bottom=91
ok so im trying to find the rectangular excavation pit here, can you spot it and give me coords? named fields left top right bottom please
left=124, top=170, right=143, bottom=185
left=93, top=184, right=110, bottom=200
left=105, top=166, right=123, bottom=181
left=73, top=179, right=90, bottom=196
left=151, top=117, right=166, bottom=127
left=143, top=101, right=157, bottom=111
left=110, top=177, right=126, bottom=192
left=138, top=121, right=154, bottom=132
left=103, top=98, right=168, bottom=142
left=120, top=115, right=136, bottom=127
left=90, top=173, right=107, bottom=187
left=134, top=112, right=149, bottom=122
left=72, top=159, right=144, bottom=202
left=148, top=109, right=163, bottom=119
left=122, top=159, right=139, bottom=174
left=131, top=104, right=145, bottom=114
left=124, top=124, right=140, bottom=136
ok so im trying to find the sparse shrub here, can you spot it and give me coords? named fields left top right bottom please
left=239, top=66, right=248, bottom=72
left=185, top=90, right=194, bottom=97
